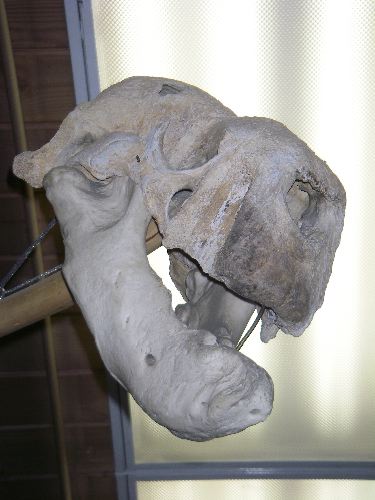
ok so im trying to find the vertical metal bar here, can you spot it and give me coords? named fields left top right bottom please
left=76, top=0, right=101, bottom=99
left=107, top=378, right=140, bottom=499
left=127, top=476, right=138, bottom=500
left=64, top=0, right=90, bottom=103
left=119, top=390, right=137, bottom=500
left=0, top=2, right=72, bottom=499
left=107, top=376, right=130, bottom=500
left=119, top=391, right=136, bottom=469
left=64, top=0, right=101, bottom=102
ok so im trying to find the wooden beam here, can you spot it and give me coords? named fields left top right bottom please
left=0, top=221, right=162, bottom=337
left=0, top=271, right=73, bottom=335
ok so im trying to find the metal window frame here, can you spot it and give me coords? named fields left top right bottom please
left=63, top=1, right=375, bottom=499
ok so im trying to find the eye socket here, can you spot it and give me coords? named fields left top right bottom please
left=168, top=189, right=193, bottom=219
left=286, top=180, right=319, bottom=233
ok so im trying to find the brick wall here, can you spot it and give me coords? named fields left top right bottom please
left=0, top=1, right=117, bottom=498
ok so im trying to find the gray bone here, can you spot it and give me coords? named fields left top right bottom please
left=43, top=167, right=273, bottom=441
left=12, top=76, right=346, bottom=439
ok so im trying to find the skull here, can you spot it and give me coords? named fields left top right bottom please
left=135, top=116, right=345, bottom=340
left=13, top=77, right=346, bottom=441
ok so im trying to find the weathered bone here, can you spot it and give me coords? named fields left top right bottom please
left=13, top=77, right=234, bottom=187
left=13, top=77, right=346, bottom=338
left=43, top=167, right=273, bottom=440
left=12, top=76, right=346, bottom=440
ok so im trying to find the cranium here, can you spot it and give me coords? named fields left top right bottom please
left=13, top=77, right=346, bottom=441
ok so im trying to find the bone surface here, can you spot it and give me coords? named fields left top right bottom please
left=13, top=76, right=346, bottom=440
left=13, top=77, right=346, bottom=338
left=43, top=167, right=273, bottom=440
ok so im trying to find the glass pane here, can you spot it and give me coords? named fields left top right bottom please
left=91, top=1, right=375, bottom=462
left=137, top=480, right=375, bottom=500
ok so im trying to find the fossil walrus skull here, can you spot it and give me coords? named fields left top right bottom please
left=13, top=77, right=346, bottom=441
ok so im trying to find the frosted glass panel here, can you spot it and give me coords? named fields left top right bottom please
left=137, top=480, right=375, bottom=500
left=91, top=0, right=375, bottom=462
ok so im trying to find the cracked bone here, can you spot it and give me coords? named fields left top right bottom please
left=13, top=76, right=346, bottom=439
left=43, top=167, right=273, bottom=441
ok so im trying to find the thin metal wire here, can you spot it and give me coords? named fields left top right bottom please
left=0, top=218, right=58, bottom=300
left=2, top=264, right=63, bottom=298
left=236, top=305, right=266, bottom=351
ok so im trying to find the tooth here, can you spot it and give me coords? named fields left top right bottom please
left=44, top=167, right=273, bottom=441
left=175, top=303, right=191, bottom=324
left=175, top=303, right=199, bottom=328
left=260, top=323, right=279, bottom=343
left=260, top=310, right=279, bottom=343
left=215, top=326, right=234, bottom=348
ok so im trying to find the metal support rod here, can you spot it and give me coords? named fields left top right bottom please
left=0, top=2, right=72, bottom=498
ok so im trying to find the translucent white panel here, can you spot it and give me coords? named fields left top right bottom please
left=137, top=480, right=375, bottom=500
left=147, top=247, right=183, bottom=308
left=91, top=0, right=375, bottom=462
